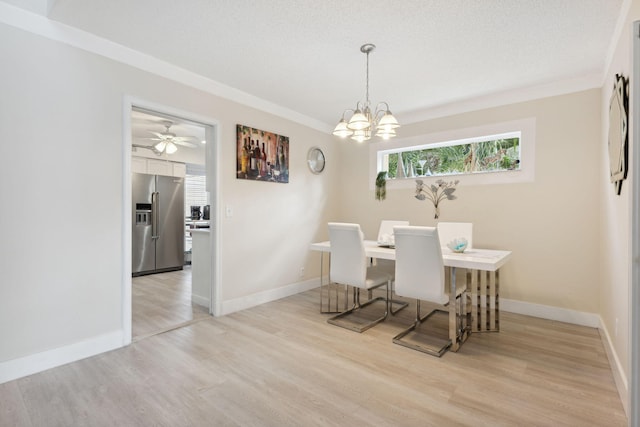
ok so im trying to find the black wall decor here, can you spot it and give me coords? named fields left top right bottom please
left=608, top=73, right=629, bottom=195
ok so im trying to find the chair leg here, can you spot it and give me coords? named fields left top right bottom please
left=327, top=280, right=389, bottom=333
left=389, top=280, right=409, bottom=315
left=393, top=299, right=452, bottom=357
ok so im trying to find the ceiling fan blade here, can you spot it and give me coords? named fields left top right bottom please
left=174, top=140, right=197, bottom=148
left=132, top=143, right=163, bottom=156
left=149, top=131, right=167, bottom=139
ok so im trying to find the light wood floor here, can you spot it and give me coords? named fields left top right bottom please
left=0, top=286, right=627, bottom=426
left=132, top=267, right=209, bottom=341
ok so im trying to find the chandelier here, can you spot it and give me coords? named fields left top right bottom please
left=332, top=43, right=400, bottom=142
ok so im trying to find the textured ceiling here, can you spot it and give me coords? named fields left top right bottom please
left=9, top=0, right=626, bottom=129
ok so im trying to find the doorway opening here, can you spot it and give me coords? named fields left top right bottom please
left=131, top=269, right=207, bottom=341
left=123, top=100, right=219, bottom=343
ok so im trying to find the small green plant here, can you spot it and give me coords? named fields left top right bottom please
left=375, top=171, right=387, bottom=201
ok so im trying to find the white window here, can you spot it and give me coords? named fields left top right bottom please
left=184, top=163, right=208, bottom=253
left=369, top=118, right=536, bottom=189
left=184, top=175, right=208, bottom=219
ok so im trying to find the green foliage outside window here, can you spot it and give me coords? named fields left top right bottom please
left=384, top=137, right=520, bottom=178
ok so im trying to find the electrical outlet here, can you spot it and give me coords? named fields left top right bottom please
left=299, top=267, right=305, bottom=278
left=225, top=206, right=233, bottom=217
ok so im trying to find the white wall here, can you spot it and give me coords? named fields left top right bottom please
left=333, top=1, right=639, bottom=403
left=0, top=3, right=635, bottom=405
left=0, top=20, right=337, bottom=370
left=336, top=90, right=602, bottom=314
left=599, top=0, right=640, bottom=411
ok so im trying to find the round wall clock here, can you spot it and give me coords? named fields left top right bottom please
left=307, top=147, right=325, bottom=174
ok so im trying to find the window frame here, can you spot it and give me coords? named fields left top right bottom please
left=184, top=163, right=208, bottom=253
left=368, top=118, right=536, bottom=190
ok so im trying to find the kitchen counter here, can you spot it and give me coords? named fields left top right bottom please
left=190, top=229, right=211, bottom=308
left=189, top=228, right=210, bottom=235
left=186, top=220, right=210, bottom=229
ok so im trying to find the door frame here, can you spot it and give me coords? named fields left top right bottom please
left=122, top=96, right=221, bottom=345
left=631, top=20, right=639, bottom=426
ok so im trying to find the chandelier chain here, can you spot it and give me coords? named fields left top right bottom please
left=365, top=49, right=370, bottom=105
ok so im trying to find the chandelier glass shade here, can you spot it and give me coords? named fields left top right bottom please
left=332, top=44, right=400, bottom=142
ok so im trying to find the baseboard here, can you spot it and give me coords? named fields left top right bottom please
left=500, top=298, right=600, bottom=327
left=598, top=316, right=629, bottom=417
left=191, top=294, right=210, bottom=308
left=501, top=298, right=628, bottom=416
left=0, top=279, right=320, bottom=384
left=221, top=277, right=321, bottom=315
left=0, top=330, right=124, bottom=385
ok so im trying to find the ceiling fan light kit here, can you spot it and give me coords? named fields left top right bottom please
left=154, top=140, right=178, bottom=154
left=144, top=120, right=197, bottom=155
left=332, top=43, right=400, bottom=143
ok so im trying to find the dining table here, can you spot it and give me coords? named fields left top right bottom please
left=310, top=240, right=512, bottom=334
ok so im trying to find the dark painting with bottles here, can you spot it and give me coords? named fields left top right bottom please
left=236, top=124, right=289, bottom=183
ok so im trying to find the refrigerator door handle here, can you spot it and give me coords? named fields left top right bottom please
left=151, top=191, right=159, bottom=239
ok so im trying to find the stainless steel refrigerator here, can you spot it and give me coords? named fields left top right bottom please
left=132, top=173, right=185, bottom=276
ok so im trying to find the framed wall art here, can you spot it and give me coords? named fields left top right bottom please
left=236, top=124, right=289, bottom=183
left=608, top=73, right=629, bottom=195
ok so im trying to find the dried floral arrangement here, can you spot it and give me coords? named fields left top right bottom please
left=415, top=179, right=459, bottom=219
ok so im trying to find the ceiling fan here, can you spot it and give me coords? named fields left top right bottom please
left=142, top=120, right=198, bottom=155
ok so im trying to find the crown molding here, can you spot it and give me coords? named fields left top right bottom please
left=398, top=72, right=603, bottom=125
left=1, top=1, right=616, bottom=132
left=0, top=2, right=331, bottom=134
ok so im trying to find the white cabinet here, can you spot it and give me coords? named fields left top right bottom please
left=172, top=162, right=186, bottom=177
left=190, top=229, right=211, bottom=308
left=131, top=157, right=147, bottom=174
left=147, top=159, right=172, bottom=176
left=132, top=156, right=185, bottom=177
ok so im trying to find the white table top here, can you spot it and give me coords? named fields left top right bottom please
left=310, top=240, right=511, bottom=272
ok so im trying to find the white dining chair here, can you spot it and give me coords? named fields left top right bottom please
left=436, top=222, right=473, bottom=249
left=392, top=225, right=468, bottom=356
left=376, top=220, right=410, bottom=315
left=326, top=222, right=392, bottom=333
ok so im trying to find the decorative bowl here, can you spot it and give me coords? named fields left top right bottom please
left=377, top=233, right=395, bottom=248
left=447, top=237, right=468, bottom=253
